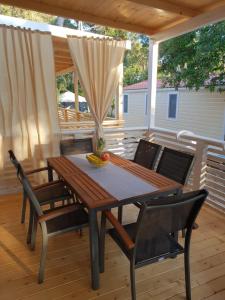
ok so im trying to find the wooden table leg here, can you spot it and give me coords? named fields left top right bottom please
left=89, top=209, right=100, bottom=290
left=47, top=162, right=53, bottom=182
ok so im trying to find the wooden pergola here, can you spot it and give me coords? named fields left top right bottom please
left=1, top=0, right=225, bottom=129
left=1, top=0, right=225, bottom=41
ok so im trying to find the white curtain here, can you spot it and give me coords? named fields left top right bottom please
left=67, top=37, right=126, bottom=139
left=0, top=25, right=60, bottom=170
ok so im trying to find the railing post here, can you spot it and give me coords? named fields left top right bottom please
left=147, top=39, right=159, bottom=130
left=192, top=140, right=208, bottom=190
left=64, top=109, right=68, bottom=122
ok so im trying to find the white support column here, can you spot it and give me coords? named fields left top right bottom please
left=116, top=62, right=124, bottom=121
left=147, top=39, right=159, bottom=130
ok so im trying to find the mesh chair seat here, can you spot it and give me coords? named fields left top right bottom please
left=45, top=205, right=89, bottom=234
left=34, top=181, right=71, bottom=204
left=109, top=223, right=184, bottom=265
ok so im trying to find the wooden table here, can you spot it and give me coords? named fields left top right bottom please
left=47, top=153, right=181, bottom=290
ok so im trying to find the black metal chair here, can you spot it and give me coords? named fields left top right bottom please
left=17, top=164, right=89, bottom=283
left=8, top=150, right=73, bottom=226
left=60, top=138, right=93, bottom=155
left=100, top=189, right=208, bottom=300
left=133, top=139, right=162, bottom=170
left=156, top=147, right=194, bottom=185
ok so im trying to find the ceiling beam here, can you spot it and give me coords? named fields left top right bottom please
left=0, top=0, right=155, bottom=35
left=152, top=3, right=225, bottom=42
left=56, top=66, right=75, bottom=76
left=55, top=56, right=72, bottom=62
left=127, top=0, right=200, bottom=17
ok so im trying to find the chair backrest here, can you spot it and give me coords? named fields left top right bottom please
left=17, top=164, right=43, bottom=217
left=8, top=150, right=20, bottom=170
left=156, top=147, right=194, bottom=184
left=60, top=138, right=93, bottom=155
left=8, top=150, right=24, bottom=183
left=133, top=189, right=208, bottom=258
left=134, top=140, right=162, bottom=169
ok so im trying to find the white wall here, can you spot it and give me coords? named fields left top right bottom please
left=123, top=88, right=225, bottom=140
left=123, top=90, right=148, bottom=127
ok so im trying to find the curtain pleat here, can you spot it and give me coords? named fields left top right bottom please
left=68, top=37, right=126, bottom=140
left=0, top=26, right=60, bottom=170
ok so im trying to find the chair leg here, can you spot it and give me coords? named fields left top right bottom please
left=38, top=222, right=48, bottom=284
left=184, top=250, right=192, bottom=300
left=21, top=190, right=27, bottom=224
left=99, top=212, right=106, bottom=273
left=27, top=204, right=33, bottom=244
left=30, top=217, right=38, bottom=251
left=130, top=262, right=136, bottom=300
left=118, top=206, right=123, bottom=224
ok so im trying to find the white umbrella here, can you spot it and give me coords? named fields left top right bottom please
left=59, top=91, right=86, bottom=103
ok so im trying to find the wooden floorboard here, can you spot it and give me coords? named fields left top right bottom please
left=0, top=193, right=225, bottom=300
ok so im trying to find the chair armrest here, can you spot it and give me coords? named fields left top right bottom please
left=25, top=167, right=49, bottom=175
left=38, top=204, right=83, bottom=222
left=33, top=180, right=62, bottom=190
left=104, top=211, right=135, bottom=250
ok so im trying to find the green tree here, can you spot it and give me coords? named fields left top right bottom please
left=159, top=21, right=225, bottom=91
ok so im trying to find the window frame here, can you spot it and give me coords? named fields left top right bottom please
left=144, top=93, right=148, bottom=115
left=167, top=92, right=178, bottom=120
left=123, top=94, right=129, bottom=114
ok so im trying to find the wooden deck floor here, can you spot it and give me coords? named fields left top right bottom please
left=0, top=193, right=225, bottom=300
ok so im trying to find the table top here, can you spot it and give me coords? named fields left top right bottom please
left=47, top=153, right=181, bottom=210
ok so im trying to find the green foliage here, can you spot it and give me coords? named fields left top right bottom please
left=159, top=21, right=225, bottom=91
left=124, top=42, right=148, bottom=86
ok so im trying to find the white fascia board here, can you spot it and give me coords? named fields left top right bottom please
left=0, top=14, right=131, bottom=49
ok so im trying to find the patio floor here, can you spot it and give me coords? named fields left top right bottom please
left=0, top=193, right=225, bottom=300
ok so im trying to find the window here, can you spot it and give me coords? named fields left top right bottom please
left=168, top=93, right=178, bottom=119
left=145, top=94, right=148, bottom=115
left=123, top=94, right=128, bottom=113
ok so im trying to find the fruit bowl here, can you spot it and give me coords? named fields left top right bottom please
left=86, top=153, right=110, bottom=168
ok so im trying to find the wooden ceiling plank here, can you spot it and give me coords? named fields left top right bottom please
left=0, top=0, right=155, bottom=35
left=55, top=56, right=72, bottom=62
left=127, top=0, right=200, bottom=17
left=152, top=3, right=225, bottom=42
left=56, top=66, right=75, bottom=76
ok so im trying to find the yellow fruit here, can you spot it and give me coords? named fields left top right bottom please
left=86, top=154, right=109, bottom=167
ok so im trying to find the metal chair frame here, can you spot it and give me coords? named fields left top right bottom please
left=8, top=150, right=74, bottom=244
left=17, top=165, right=89, bottom=283
left=156, top=147, right=194, bottom=185
left=133, top=139, right=162, bottom=170
left=100, top=189, right=208, bottom=300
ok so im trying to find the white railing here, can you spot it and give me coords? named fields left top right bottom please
left=147, top=127, right=225, bottom=213
left=2, top=126, right=225, bottom=214
left=58, top=108, right=119, bottom=129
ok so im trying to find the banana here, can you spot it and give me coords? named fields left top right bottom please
left=86, top=153, right=108, bottom=167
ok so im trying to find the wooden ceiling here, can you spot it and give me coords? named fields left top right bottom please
left=1, top=0, right=225, bottom=42
left=52, top=36, right=74, bottom=74
left=1, top=0, right=225, bottom=73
